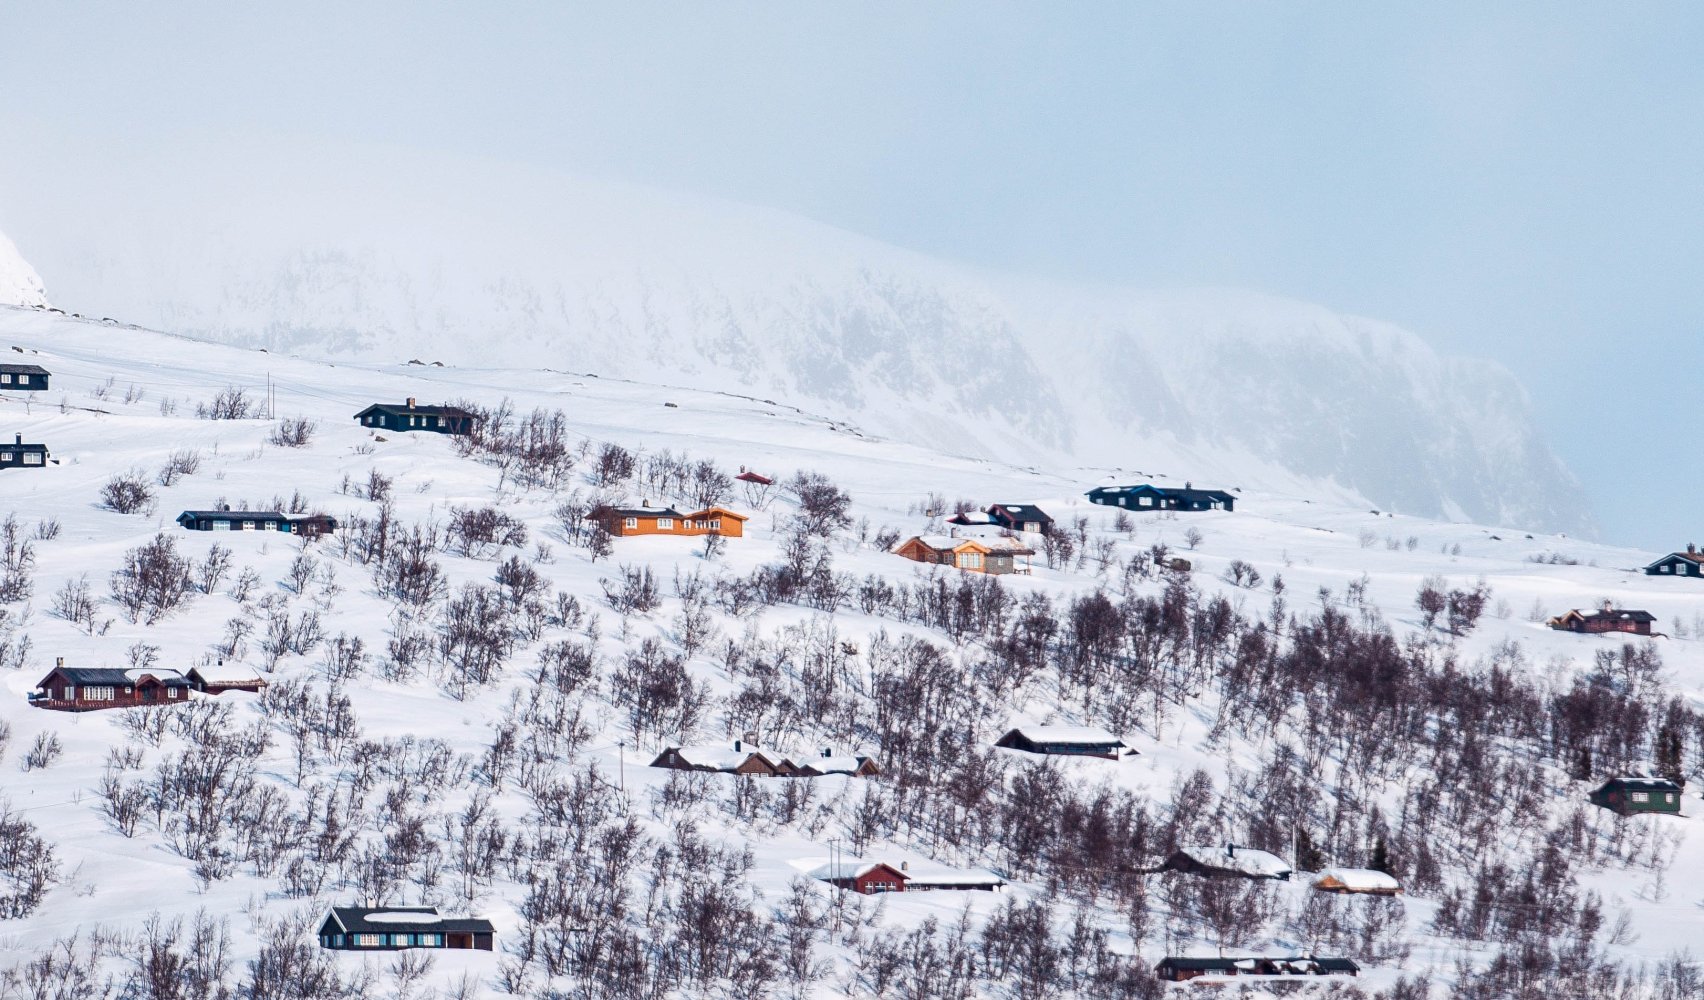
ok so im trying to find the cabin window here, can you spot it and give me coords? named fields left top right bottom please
left=212, top=520, right=230, bottom=530
left=167, top=687, right=179, bottom=699
left=960, top=552, right=982, bottom=569
left=242, top=521, right=256, bottom=530
left=0, top=374, right=9, bottom=384
left=18, top=375, right=29, bottom=385
left=658, top=518, right=674, bottom=530
left=22, top=453, right=40, bottom=465
left=0, top=453, right=10, bottom=462
left=86, top=686, right=115, bottom=701
left=356, top=934, right=382, bottom=947
left=63, top=685, right=75, bottom=700
left=624, top=517, right=638, bottom=529
left=709, top=519, right=722, bottom=530
left=1667, top=792, right=1677, bottom=803
left=1632, top=791, right=1650, bottom=803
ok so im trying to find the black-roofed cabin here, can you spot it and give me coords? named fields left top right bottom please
left=1589, top=777, right=1683, bottom=816
left=1646, top=548, right=1704, bottom=578
left=1087, top=483, right=1235, bottom=512
left=318, top=907, right=494, bottom=951
left=0, top=434, right=48, bottom=470
left=986, top=503, right=1054, bottom=534
left=1155, top=957, right=1242, bottom=982
left=28, top=660, right=191, bottom=712
left=0, top=364, right=49, bottom=392
left=993, top=727, right=1128, bottom=759
left=176, top=510, right=339, bottom=535
left=354, top=398, right=476, bottom=436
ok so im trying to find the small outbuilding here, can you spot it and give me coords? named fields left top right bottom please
left=0, top=434, right=48, bottom=469
left=1311, top=867, right=1402, bottom=895
left=317, top=907, right=494, bottom=951
left=186, top=662, right=268, bottom=696
left=1546, top=604, right=1656, bottom=636
left=1087, top=483, right=1235, bottom=513
left=1645, top=547, right=1704, bottom=578
left=29, top=661, right=191, bottom=711
left=0, top=364, right=50, bottom=391
left=1589, top=776, right=1683, bottom=816
left=994, top=725, right=1129, bottom=759
left=354, top=399, right=477, bottom=436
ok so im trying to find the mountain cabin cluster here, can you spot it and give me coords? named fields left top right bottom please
left=5, top=375, right=1697, bottom=979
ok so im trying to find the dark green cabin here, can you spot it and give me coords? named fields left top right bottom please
left=1589, top=777, right=1682, bottom=816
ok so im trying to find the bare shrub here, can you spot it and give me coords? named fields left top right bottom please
left=157, top=448, right=202, bottom=486
left=110, top=533, right=196, bottom=624
left=197, top=386, right=256, bottom=420
left=20, top=731, right=62, bottom=772
left=51, top=575, right=98, bottom=633
left=268, top=417, right=317, bottom=448
left=447, top=506, right=528, bottom=558
left=789, top=471, right=853, bottom=537
left=100, top=470, right=156, bottom=514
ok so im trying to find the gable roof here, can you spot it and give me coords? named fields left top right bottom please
left=0, top=364, right=49, bottom=376
left=1647, top=551, right=1704, bottom=570
left=587, top=505, right=687, bottom=520
left=0, top=440, right=48, bottom=452
left=322, top=906, right=494, bottom=935
left=178, top=510, right=293, bottom=522
left=1549, top=607, right=1657, bottom=625
left=187, top=662, right=266, bottom=686
left=734, top=470, right=773, bottom=485
left=39, top=666, right=191, bottom=688
left=684, top=506, right=749, bottom=522
left=987, top=503, right=1053, bottom=524
left=1175, top=844, right=1293, bottom=879
left=1156, top=956, right=1242, bottom=972
left=900, top=535, right=992, bottom=554
left=807, top=860, right=908, bottom=883
left=353, top=402, right=476, bottom=420
left=1595, top=775, right=1683, bottom=793
left=1002, top=725, right=1125, bottom=747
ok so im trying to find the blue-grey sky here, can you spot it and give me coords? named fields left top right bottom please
left=1, top=4, right=1699, bottom=547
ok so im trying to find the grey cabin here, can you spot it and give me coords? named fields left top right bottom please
left=1087, top=483, right=1236, bottom=513
left=318, top=906, right=494, bottom=951
left=0, top=364, right=49, bottom=391
left=354, top=398, right=476, bottom=436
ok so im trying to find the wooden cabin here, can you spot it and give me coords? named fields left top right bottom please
left=893, top=535, right=1007, bottom=573
left=1546, top=604, right=1655, bottom=636
left=1087, top=483, right=1236, bottom=513
left=1154, top=957, right=1242, bottom=982
left=353, top=398, right=476, bottom=436
left=317, top=907, right=494, bottom=951
left=0, top=434, right=48, bottom=470
left=0, top=364, right=50, bottom=391
left=585, top=504, right=748, bottom=538
left=29, top=661, right=191, bottom=711
left=186, top=662, right=268, bottom=696
left=1645, top=547, right=1704, bottom=578
left=810, top=859, right=1004, bottom=894
left=1160, top=845, right=1293, bottom=881
left=986, top=503, right=1054, bottom=534
left=650, top=741, right=878, bottom=778
left=1589, top=776, right=1683, bottom=816
left=177, top=510, right=339, bottom=535
left=994, top=725, right=1129, bottom=759
left=1311, top=868, right=1402, bottom=895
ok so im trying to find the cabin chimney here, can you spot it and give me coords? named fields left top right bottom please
left=56, top=656, right=63, bottom=668
left=822, top=747, right=833, bottom=758
left=901, top=861, right=909, bottom=872
left=642, top=499, right=650, bottom=508
left=1690, top=543, right=1698, bottom=555
left=406, top=396, right=416, bottom=409
left=12, top=434, right=19, bottom=446
left=1603, top=599, right=1615, bottom=613
left=733, top=739, right=742, bottom=752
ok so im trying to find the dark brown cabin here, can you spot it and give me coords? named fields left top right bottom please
left=29, top=662, right=192, bottom=711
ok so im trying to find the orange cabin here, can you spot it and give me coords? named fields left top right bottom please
left=586, top=505, right=748, bottom=538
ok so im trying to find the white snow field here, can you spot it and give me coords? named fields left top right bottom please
left=0, top=302, right=1698, bottom=998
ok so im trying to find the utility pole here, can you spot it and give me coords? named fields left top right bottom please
left=618, top=741, right=626, bottom=793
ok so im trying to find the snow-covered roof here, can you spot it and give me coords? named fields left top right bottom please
left=808, top=860, right=902, bottom=881
left=1007, top=725, right=1123, bottom=746
left=810, top=755, right=868, bottom=774
left=124, top=668, right=188, bottom=684
left=669, top=743, right=787, bottom=771
left=189, top=662, right=264, bottom=683
left=892, top=860, right=1006, bottom=887
left=1313, top=867, right=1401, bottom=892
left=1178, top=844, right=1292, bottom=879
left=910, top=534, right=987, bottom=551
left=362, top=911, right=446, bottom=924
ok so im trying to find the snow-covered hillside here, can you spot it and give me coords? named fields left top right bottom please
left=0, top=230, right=46, bottom=308
left=0, top=304, right=1699, bottom=998
left=0, top=141, right=1591, bottom=536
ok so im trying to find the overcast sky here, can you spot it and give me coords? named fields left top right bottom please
left=1, top=4, right=1699, bottom=547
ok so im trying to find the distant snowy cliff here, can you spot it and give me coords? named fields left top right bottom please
left=0, top=143, right=1593, bottom=534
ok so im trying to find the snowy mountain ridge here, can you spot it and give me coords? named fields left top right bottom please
left=0, top=141, right=1592, bottom=535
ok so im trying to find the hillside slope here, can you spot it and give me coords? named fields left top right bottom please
left=0, top=141, right=1591, bottom=535
left=0, top=305, right=1698, bottom=998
